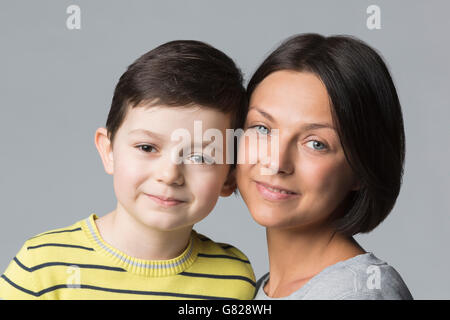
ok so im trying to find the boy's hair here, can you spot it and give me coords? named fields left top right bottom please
left=106, top=40, right=248, bottom=164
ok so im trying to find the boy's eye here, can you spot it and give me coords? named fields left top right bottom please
left=249, top=125, right=270, bottom=135
left=305, top=140, right=328, bottom=151
left=186, top=154, right=215, bottom=165
left=136, top=145, right=157, bottom=153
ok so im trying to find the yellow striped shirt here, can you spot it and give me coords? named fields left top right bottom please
left=0, top=214, right=256, bottom=300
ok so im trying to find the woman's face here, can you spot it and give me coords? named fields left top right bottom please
left=236, top=70, right=358, bottom=230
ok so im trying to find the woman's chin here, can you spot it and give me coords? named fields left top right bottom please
left=250, top=209, right=325, bottom=231
left=250, top=210, right=296, bottom=229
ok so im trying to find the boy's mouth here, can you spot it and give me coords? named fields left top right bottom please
left=145, top=193, right=186, bottom=207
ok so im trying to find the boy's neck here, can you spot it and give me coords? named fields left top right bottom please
left=95, top=207, right=192, bottom=261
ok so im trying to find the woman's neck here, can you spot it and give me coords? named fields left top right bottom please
left=264, top=224, right=365, bottom=298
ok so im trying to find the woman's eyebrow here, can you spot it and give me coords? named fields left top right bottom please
left=249, top=106, right=335, bottom=131
left=248, top=106, right=276, bottom=123
left=300, top=123, right=336, bottom=131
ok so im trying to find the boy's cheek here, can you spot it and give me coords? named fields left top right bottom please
left=113, top=159, right=146, bottom=191
left=189, top=170, right=224, bottom=202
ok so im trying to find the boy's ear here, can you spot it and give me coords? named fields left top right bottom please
left=94, top=127, right=114, bottom=175
left=220, top=167, right=237, bottom=197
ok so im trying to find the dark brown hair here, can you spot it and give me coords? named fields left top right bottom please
left=247, top=33, right=406, bottom=236
left=106, top=40, right=248, bottom=160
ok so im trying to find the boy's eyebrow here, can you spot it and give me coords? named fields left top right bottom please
left=128, top=129, right=166, bottom=140
left=128, top=128, right=223, bottom=149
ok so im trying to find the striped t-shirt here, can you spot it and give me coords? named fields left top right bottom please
left=0, top=214, right=256, bottom=300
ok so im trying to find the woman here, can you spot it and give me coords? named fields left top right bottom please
left=236, top=33, right=413, bottom=299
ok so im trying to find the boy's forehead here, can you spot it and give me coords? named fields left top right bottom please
left=121, top=105, right=232, bottom=135
left=119, top=105, right=232, bottom=140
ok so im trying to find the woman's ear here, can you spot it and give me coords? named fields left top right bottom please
left=351, top=179, right=361, bottom=191
left=220, top=167, right=237, bottom=197
left=94, top=127, right=114, bottom=175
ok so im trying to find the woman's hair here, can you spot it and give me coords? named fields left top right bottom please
left=247, top=33, right=405, bottom=236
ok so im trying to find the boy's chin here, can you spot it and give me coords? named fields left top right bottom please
left=132, top=211, right=195, bottom=232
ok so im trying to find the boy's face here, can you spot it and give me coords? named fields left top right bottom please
left=95, top=104, right=235, bottom=232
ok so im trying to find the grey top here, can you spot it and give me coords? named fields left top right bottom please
left=254, top=252, right=413, bottom=300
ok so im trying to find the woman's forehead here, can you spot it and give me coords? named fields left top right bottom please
left=248, top=71, right=333, bottom=129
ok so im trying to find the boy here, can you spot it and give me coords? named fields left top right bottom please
left=0, top=40, right=255, bottom=299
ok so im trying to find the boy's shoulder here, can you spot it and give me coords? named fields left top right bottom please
left=16, top=215, right=96, bottom=270
left=193, top=231, right=256, bottom=281
left=194, top=231, right=251, bottom=261
left=24, top=216, right=88, bottom=249
left=0, top=216, right=93, bottom=299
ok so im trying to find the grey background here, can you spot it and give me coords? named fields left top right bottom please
left=1, top=0, right=449, bottom=299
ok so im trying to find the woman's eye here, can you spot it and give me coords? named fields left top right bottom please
left=136, top=145, right=157, bottom=153
left=187, top=154, right=214, bottom=164
left=306, top=140, right=327, bottom=151
left=250, top=125, right=270, bottom=135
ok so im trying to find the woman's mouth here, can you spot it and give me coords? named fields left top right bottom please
left=254, top=181, right=299, bottom=201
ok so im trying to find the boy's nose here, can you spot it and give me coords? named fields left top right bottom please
left=154, top=159, right=185, bottom=186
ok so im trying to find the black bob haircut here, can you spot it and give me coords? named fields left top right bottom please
left=247, top=33, right=406, bottom=236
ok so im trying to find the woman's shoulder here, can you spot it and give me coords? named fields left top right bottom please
left=255, top=253, right=413, bottom=300
left=302, top=252, right=413, bottom=300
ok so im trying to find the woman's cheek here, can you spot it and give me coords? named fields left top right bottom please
left=236, top=133, right=258, bottom=166
left=298, top=156, right=340, bottom=196
left=302, top=156, right=354, bottom=207
left=235, top=166, right=245, bottom=189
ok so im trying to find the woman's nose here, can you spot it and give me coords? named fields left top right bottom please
left=261, top=135, right=295, bottom=176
